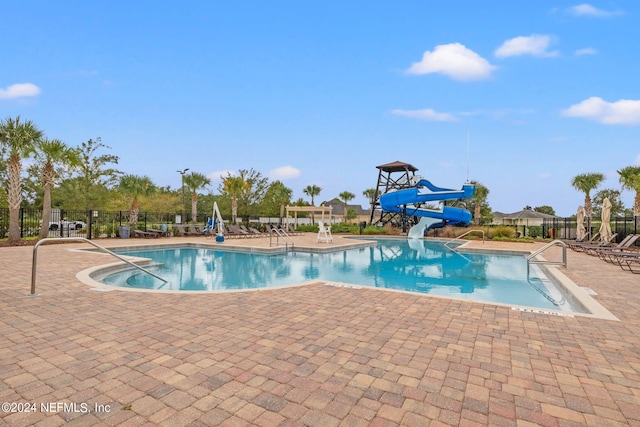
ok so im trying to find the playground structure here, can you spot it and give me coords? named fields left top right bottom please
left=370, top=161, right=475, bottom=237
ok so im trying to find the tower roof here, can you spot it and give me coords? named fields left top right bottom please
left=375, top=160, right=418, bottom=172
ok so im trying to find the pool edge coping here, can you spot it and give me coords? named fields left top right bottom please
left=74, top=239, right=619, bottom=321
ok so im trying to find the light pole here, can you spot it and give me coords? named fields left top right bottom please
left=177, top=168, right=189, bottom=224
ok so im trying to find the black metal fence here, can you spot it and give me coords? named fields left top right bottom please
left=0, top=208, right=207, bottom=240
left=543, top=216, right=639, bottom=246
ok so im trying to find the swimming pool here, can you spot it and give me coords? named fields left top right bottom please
left=95, top=239, right=589, bottom=313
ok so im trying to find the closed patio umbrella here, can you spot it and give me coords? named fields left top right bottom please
left=576, top=205, right=586, bottom=241
left=599, top=198, right=612, bottom=243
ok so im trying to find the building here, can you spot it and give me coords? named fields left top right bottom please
left=492, top=206, right=560, bottom=227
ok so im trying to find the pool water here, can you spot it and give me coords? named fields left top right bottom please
left=101, top=239, right=585, bottom=312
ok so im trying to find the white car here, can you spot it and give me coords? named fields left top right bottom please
left=48, top=220, right=86, bottom=231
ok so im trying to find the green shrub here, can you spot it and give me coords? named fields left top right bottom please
left=527, top=225, right=542, bottom=238
left=331, top=223, right=357, bottom=233
left=361, top=225, right=388, bottom=235
left=488, top=226, right=516, bottom=239
left=295, top=224, right=318, bottom=232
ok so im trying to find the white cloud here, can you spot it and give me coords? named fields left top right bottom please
left=269, top=165, right=301, bottom=180
left=495, top=34, right=559, bottom=58
left=635, top=154, right=640, bottom=165
left=568, top=4, right=622, bottom=17
left=575, top=47, right=597, bottom=56
left=391, top=108, right=458, bottom=122
left=208, top=169, right=235, bottom=180
left=0, top=83, right=41, bottom=99
left=538, top=173, right=552, bottom=179
left=562, top=97, right=640, bottom=125
left=406, top=43, right=496, bottom=81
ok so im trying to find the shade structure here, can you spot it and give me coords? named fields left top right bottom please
left=599, top=198, right=612, bottom=244
left=576, top=205, right=586, bottom=241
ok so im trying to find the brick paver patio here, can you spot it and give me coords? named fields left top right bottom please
left=1, top=234, right=639, bottom=426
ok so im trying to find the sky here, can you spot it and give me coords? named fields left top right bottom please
left=2, top=1, right=639, bottom=217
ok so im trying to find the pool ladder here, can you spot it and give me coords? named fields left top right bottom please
left=269, top=226, right=294, bottom=251
left=30, top=237, right=167, bottom=296
left=527, top=239, right=567, bottom=275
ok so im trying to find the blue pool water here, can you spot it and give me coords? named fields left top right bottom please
left=101, top=239, right=584, bottom=312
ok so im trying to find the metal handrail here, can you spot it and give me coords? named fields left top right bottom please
left=527, top=239, right=567, bottom=274
left=269, top=226, right=294, bottom=250
left=444, top=229, right=485, bottom=249
left=30, top=237, right=167, bottom=295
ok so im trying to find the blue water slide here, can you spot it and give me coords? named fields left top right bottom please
left=379, top=179, right=475, bottom=233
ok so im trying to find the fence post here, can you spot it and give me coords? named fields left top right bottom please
left=87, top=209, right=92, bottom=240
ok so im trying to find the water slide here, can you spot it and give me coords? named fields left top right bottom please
left=379, top=179, right=475, bottom=238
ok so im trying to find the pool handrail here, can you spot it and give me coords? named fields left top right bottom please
left=30, top=237, right=168, bottom=296
left=268, top=225, right=294, bottom=250
left=444, top=229, right=485, bottom=249
left=527, top=239, right=567, bottom=275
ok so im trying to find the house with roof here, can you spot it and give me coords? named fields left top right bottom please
left=321, top=198, right=371, bottom=224
left=492, top=206, right=560, bottom=226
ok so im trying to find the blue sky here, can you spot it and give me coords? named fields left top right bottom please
left=2, top=1, right=639, bottom=217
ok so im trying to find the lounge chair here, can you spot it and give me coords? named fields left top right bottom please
left=572, top=233, right=618, bottom=253
left=188, top=224, right=205, bottom=236
left=147, top=228, right=168, bottom=237
left=596, top=235, right=639, bottom=262
left=248, top=226, right=265, bottom=236
left=134, top=229, right=157, bottom=238
left=317, top=221, right=333, bottom=243
left=583, top=234, right=635, bottom=256
left=174, top=224, right=199, bottom=236
left=226, top=224, right=250, bottom=238
left=240, top=225, right=263, bottom=237
left=612, top=252, right=640, bottom=273
left=567, top=232, right=600, bottom=250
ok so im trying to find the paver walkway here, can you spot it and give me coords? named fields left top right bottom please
left=1, top=235, right=639, bottom=426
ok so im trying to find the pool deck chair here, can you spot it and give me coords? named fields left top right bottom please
left=317, top=221, right=333, bottom=243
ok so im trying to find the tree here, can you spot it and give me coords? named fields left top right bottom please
left=118, top=174, right=156, bottom=229
left=34, top=138, right=81, bottom=239
left=60, top=138, right=121, bottom=210
left=183, top=172, right=211, bottom=223
left=593, top=189, right=625, bottom=218
left=0, top=116, right=43, bottom=244
left=303, top=185, right=322, bottom=206
left=221, top=168, right=269, bottom=221
left=618, top=166, right=640, bottom=217
left=470, top=181, right=489, bottom=225
left=338, top=191, right=355, bottom=222
left=534, top=205, right=556, bottom=216
left=363, top=188, right=376, bottom=215
left=571, top=173, right=604, bottom=218
left=263, top=181, right=293, bottom=223
left=221, top=174, right=250, bottom=223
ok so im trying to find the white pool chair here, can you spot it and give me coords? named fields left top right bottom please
left=317, top=221, right=333, bottom=243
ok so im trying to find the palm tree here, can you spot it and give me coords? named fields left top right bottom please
left=571, top=173, right=605, bottom=218
left=470, top=181, right=489, bottom=225
left=303, top=185, right=322, bottom=206
left=34, top=138, right=81, bottom=239
left=222, top=175, right=250, bottom=223
left=339, top=191, right=356, bottom=222
left=0, top=116, right=43, bottom=244
left=183, top=172, right=211, bottom=223
left=118, top=174, right=156, bottom=230
left=363, top=188, right=376, bottom=220
left=618, top=166, right=640, bottom=217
